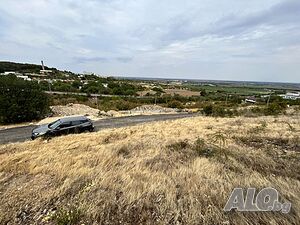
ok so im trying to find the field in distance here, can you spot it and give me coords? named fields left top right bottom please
left=0, top=113, right=299, bottom=224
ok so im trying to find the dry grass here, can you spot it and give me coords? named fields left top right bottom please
left=164, top=89, right=200, bottom=97
left=0, top=114, right=299, bottom=224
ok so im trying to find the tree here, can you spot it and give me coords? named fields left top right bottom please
left=202, top=104, right=213, bottom=115
left=0, top=75, right=50, bottom=124
left=71, top=80, right=82, bottom=89
left=200, top=89, right=207, bottom=96
left=167, top=100, right=183, bottom=109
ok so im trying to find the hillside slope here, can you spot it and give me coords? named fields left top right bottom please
left=0, top=115, right=299, bottom=224
left=0, top=61, right=56, bottom=73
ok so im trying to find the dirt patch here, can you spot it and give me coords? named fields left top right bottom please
left=164, top=88, right=200, bottom=97
left=128, top=105, right=178, bottom=114
left=137, top=90, right=157, bottom=96
left=50, top=103, right=100, bottom=118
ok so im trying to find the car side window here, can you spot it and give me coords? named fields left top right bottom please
left=80, top=120, right=88, bottom=124
left=59, top=122, right=72, bottom=129
left=72, top=120, right=81, bottom=126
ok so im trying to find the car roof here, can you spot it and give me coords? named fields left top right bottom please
left=59, top=116, right=88, bottom=123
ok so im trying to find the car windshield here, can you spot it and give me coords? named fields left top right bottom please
left=48, top=120, right=61, bottom=129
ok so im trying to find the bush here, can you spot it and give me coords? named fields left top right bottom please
left=193, top=138, right=216, bottom=157
left=0, top=75, right=50, bottom=124
left=167, top=100, right=184, bottom=109
left=202, top=104, right=236, bottom=117
left=202, top=105, right=213, bottom=115
left=264, top=103, right=286, bottom=115
left=167, top=140, right=190, bottom=152
left=246, top=103, right=287, bottom=116
left=53, top=207, right=82, bottom=225
left=115, top=99, right=138, bottom=110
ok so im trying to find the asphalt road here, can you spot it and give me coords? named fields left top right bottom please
left=0, top=113, right=196, bottom=144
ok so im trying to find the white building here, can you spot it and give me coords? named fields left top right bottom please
left=4, top=71, right=17, bottom=75
left=16, top=75, right=31, bottom=81
left=282, top=92, right=300, bottom=100
left=245, top=97, right=256, bottom=104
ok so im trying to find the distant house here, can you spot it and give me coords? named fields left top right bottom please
left=16, top=75, right=31, bottom=81
left=3, top=71, right=17, bottom=75
left=245, top=96, right=256, bottom=104
left=281, top=92, right=300, bottom=100
left=40, top=69, right=53, bottom=74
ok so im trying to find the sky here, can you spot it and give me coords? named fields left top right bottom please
left=0, top=0, right=300, bottom=82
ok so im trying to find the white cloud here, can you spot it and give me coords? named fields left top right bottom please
left=0, top=0, right=299, bottom=82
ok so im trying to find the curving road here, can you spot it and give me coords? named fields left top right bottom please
left=0, top=113, right=196, bottom=145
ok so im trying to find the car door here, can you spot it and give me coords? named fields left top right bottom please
left=57, top=122, right=72, bottom=135
left=71, top=120, right=82, bottom=133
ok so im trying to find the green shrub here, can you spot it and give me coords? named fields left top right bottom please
left=208, top=131, right=229, bottom=159
left=115, top=99, right=138, bottom=110
left=264, top=103, right=286, bottom=115
left=202, top=104, right=213, bottom=115
left=213, top=105, right=227, bottom=117
left=167, top=139, right=190, bottom=152
left=285, top=122, right=296, bottom=132
left=53, top=207, right=82, bottom=225
left=247, top=123, right=267, bottom=134
left=202, top=104, right=237, bottom=117
left=0, top=75, right=50, bottom=124
left=193, top=138, right=216, bottom=157
left=245, top=103, right=287, bottom=117
left=167, top=100, right=184, bottom=109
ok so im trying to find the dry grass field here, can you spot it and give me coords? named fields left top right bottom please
left=0, top=114, right=299, bottom=224
left=164, top=89, right=200, bottom=97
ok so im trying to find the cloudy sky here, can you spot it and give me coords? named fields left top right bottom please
left=0, top=0, right=299, bottom=82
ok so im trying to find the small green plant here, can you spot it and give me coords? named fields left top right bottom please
left=167, top=140, right=190, bottom=152
left=202, top=105, right=213, bottom=116
left=117, top=145, right=130, bottom=158
left=193, top=137, right=216, bottom=157
left=194, top=137, right=205, bottom=147
left=205, top=125, right=213, bottom=130
left=285, top=122, right=296, bottom=132
left=167, top=100, right=184, bottom=109
left=53, top=207, right=82, bottom=225
left=260, top=120, right=267, bottom=128
left=202, top=104, right=237, bottom=117
left=208, top=131, right=229, bottom=159
left=264, top=102, right=287, bottom=115
left=248, top=121, right=267, bottom=134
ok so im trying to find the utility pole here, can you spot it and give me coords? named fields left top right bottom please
left=96, top=96, right=99, bottom=109
left=41, top=60, right=45, bottom=71
left=225, top=93, right=229, bottom=105
left=267, top=92, right=272, bottom=107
